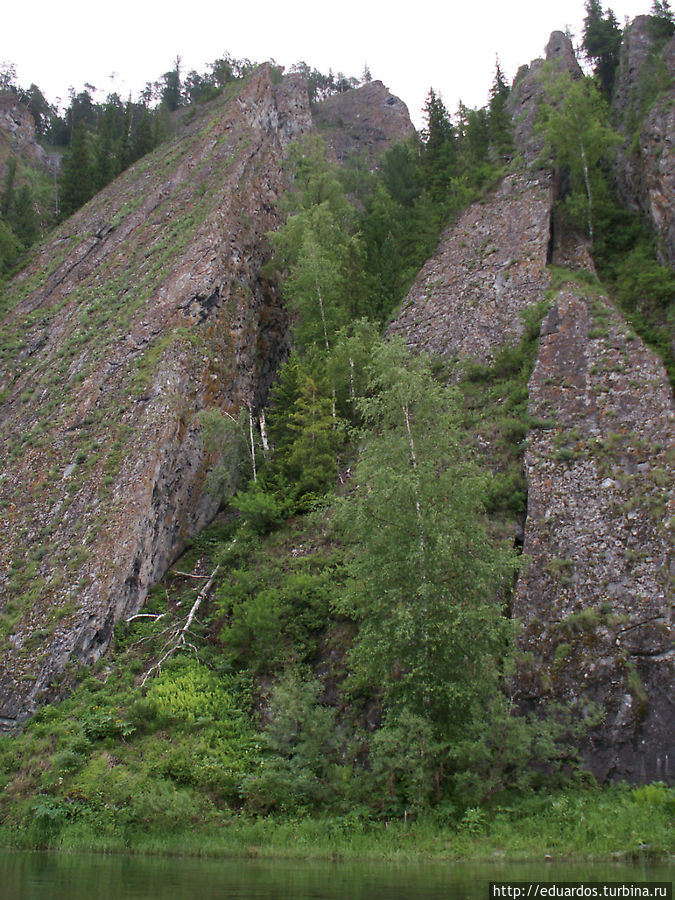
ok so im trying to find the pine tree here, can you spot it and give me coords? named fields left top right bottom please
left=650, top=0, right=675, bottom=39
left=583, top=0, right=622, bottom=96
left=95, top=99, right=122, bottom=190
left=421, top=89, right=457, bottom=201
left=279, top=369, right=342, bottom=500
left=161, top=57, right=183, bottom=111
left=487, top=61, right=514, bottom=160
left=130, top=106, right=155, bottom=163
left=60, top=123, right=96, bottom=217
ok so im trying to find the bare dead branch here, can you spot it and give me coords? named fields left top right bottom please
left=140, top=565, right=220, bottom=686
left=171, top=570, right=211, bottom=579
left=126, top=612, right=168, bottom=623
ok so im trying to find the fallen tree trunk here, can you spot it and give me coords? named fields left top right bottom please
left=139, top=565, right=221, bottom=685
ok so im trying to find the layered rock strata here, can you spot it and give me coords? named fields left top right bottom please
left=390, top=29, right=674, bottom=780
left=0, top=64, right=415, bottom=726
left=0, top=66, right=311, bottom=726
left=613, top=17, right=675, bottom=265
left=514, top=286, right=675, bottom=782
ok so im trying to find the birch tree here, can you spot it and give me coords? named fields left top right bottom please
left=334, top=340, right=518, bottom=735
left=537, top=71, right=620, bottom=245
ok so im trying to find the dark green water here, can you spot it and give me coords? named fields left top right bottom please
left=0, top=853, right=671, bottom=900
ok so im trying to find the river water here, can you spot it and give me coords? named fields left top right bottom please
left=0, top=852, right=672, bottom=900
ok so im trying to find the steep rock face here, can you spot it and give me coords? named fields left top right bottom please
left=514, top=288, right=674, bottom=782
left=387, top=172, right=553, bottom=363
left=0, top=93, right=60, bottom=183
left=388, top=32, right=582, bottom=365
left=509, top=31, right=582, bottom=162
left=613, top=17, right=675, bottom=265
left=0, top=66, right=313, bottom=726
left=390, top=33, right=674, bottom=780
left=312, top=80, right=415, bottom=162
left=0, top=67, right=414, bottom=726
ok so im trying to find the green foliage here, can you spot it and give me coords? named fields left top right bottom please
left=0, top=152, right=55, bottom=274
left=631, top=780, right=675, bottom=811
left=487, top=61, right=515, bottom=160
left=608, top=242, right=675, bottom=381
left=449, top=697, right=600, bottom=805
left=280, top=371, right=343, bottom=498
left=537, top=71, right=621, bottom=243
left=649, top=1, right=675, bottom=40
left=265, top=350, right=345, bottom=505
left=582, top=0, right=622, bottom=96
left=421, top=89, right=457, bottom=201
left=0, top=217, right=23, bottom=275
left=215, top=524, right=340, bottom=672
left=368, top=709, right=446, bottom=815
left=580, top=144, right=675, bottom=384
left=141, top=659, right=247, bottom=726
left=459, top=300, right=551, bottom=520
left=271, top=138, right=365, bottom=349
left=231, top=482, right=292, bottom=535
left=240, top=671, right=354, bottom=814
left=199, top=407, right=250, bottom=502
left=334, top=340, right=518, bottom=734
left=327, top=318, right=383, bottom=421
left=60, top=123, right=97, bottom=217
left=6, top=45, right=671, bottom=848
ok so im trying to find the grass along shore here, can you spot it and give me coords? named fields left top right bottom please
left=0, top=783, right=673, bottom=862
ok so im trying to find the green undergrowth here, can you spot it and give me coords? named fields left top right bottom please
left=5, top=317, right=670, bottom=861
left=0, top=310, right=586, bottom=858
left=457, top=299, right=553, bottom=526
left=0, top=781, right=672, bottom=861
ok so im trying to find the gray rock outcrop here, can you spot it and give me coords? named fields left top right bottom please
left=389, top=30, right=674, bottom=781
left=0, top=66, right=414, bottom=727
left=613, top=17, right=675, bottom=265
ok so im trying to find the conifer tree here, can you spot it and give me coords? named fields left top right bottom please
left=421, top=89, right=457, bottom=201
left=487, top=61, right=514, bottom=160
left=161, top=57, right=183, bottom=111
left=583, top=0, right=622, bottom=96
left=650, top=0, right=675, bottom=39
left=280, top=370, right=341, bottom=499
left=60, top=123, right=96, bottom=216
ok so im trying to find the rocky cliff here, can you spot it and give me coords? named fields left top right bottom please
left=388, top=31, right=585, bottom=365
left=613, top=16, right=675, bottom=266
left=312, top=79, right=414, bottom=162
left=0, top=66, right=414, bottom=727
left=387, top=171, right=553, bottom=364
left=0, top=93, right=59, bottom=184
left=514, top=282, right=674, bottom=782
left=390, top=31, right=674, bottom=781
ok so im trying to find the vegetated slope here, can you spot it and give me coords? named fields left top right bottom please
left=389, top=31, right=674, bottom=781
left=0, top=93, right=61, bottom=272
left=0, top=65, right=413, bottom=728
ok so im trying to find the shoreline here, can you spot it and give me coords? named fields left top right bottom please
left=1, top=814, right=673, bottom=865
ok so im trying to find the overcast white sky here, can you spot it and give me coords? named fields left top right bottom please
left=4, top=0, right=650, bottom=127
